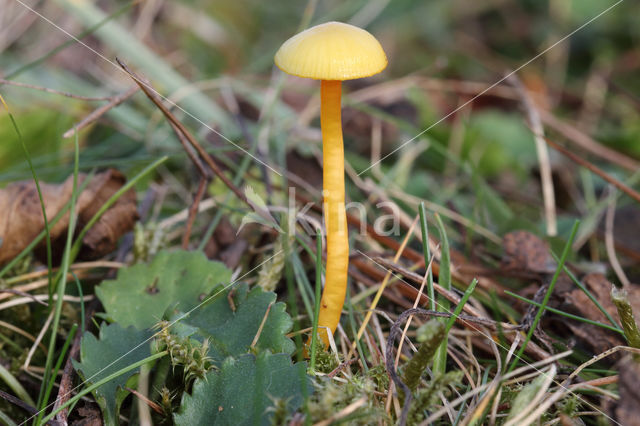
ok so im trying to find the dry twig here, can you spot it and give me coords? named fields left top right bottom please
left=542, top=135, right=640, bottom=204
left=63, top=86, right=139, bottom=138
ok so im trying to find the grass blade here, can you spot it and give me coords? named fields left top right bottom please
left=0, top=95, right=54, bottom=302
left=36, top=133, right=81, bottom=418
left=418, top=202, right=435, bottom=311
left=505, top=290, right=624, bottom=335
left=433, top=213, right=451, bottom=375
left=309, top=229, right=323, bottom=372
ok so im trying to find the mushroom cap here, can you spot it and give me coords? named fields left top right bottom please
left=274, top=21, right=387, bottom=81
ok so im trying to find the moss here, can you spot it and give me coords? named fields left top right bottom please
left=402, top=319, right=445, bottom=393
left=312, top=348, right=340, bottom=374
left=367, top=364, right=389, bottom=392
left=307, top=374, right=390, bottom=425
left=406, top=370, right=464, bottom=424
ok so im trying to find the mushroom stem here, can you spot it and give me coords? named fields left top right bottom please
left=317, top=80, right=349, bottom=346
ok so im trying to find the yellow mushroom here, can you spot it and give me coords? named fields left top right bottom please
left=275, top=22, right=387, bottom=346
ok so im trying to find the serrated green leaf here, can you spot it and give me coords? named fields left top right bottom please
left=169, top=283, right=295, bottom=362
left=174, top=352, right=311, bottom=426
left=96, top=250, right=231, bottom=329
left=73, top=324, right=153, bottom=426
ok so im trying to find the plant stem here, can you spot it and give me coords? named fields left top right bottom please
left=445, top=279, right=478, bottom=332
left=37, top=135, right=80, bottom=421
left=433, top=214, right=451, bottom=375
left=419, top=202, right=435, bottom=311
left=316, top=80, right=348, bottom=346
left=0, top=96, right=54, bottom=303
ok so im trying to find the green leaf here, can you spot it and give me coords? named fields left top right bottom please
left=73, top=324, right=153, bottom=426
left=169, top=283, right=295, bottom=362
left=465, top=111, right=536, bottom=179
left=96, top=250, right=232, bottom=329
left=174, top=352, right=311, bottom=426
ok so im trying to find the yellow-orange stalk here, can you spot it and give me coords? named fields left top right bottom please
left=316, top=80, right=349, bottom=346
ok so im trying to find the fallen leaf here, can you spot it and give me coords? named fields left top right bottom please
left=501, top=230, right=556, bottom=274
left=0, top=169, right=138, bottom=265
left=71, top=403, right=103, bottom=426
left=557, top=274, right=640, bottom=356
left=501, top=231, right=637, bottom=356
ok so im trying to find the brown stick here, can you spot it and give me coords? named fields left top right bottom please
left=62, top=86, right=139, bottom=138
left=357, top=256, right=551, bottom=361
left=0, top=390, right=59, bottom=425
left=115, top=58, right=248, bottom=205
left=0, top=289, right=48, bottom=305
left=170, top=122, right=209, bottom=178
left=542, top=135, right=640, bottom=204
left=540, top=109, right=640, bottom=172
left=182, top=177, right=208, bottom=249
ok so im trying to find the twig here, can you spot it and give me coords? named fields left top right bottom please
left=182, top=177, right=208, bottom=249
left=563, top=345, right=640, bottom=386
left=370, top=256, right=487, bottom=321
left=144, top=88, right=209, bottom=248
left=0, top=390, right=59, bottom=425
left=116, top=58, right=248, bottom=205
left=366, top=255, right=554, bottom=364
left=159, top=198, right=217, bottom=230
left=327, top=358, right=358, bottom=378
left=62, top=86, right=139, bottom=138
left=250, top=302, right=273, bottom=348
left=0, top=295, right=92, bottom=311
left=169, top=121, right=209, bottom=178
left=124, top=387, right=164, bottom=415
left=0, top=78, right=116, bottom=101
left=539, top=109, right=640, bottom=172
left=0, top=289, right=48, bottom=305
left=542, top=135, right=640, bottom=204
left=508, top=73, right=557, bottom=236
left=23, top=311, right=54, bottom=371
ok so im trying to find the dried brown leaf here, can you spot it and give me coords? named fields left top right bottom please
left=0, top=169, right=138, bottom=265
left=502, top=230, right=556, bottom=274
left=559, top=274, right=640, bottom=355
